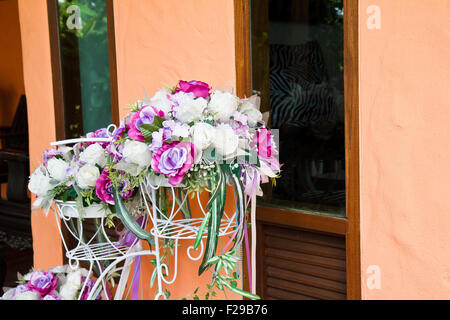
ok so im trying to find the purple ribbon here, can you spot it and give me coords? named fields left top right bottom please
left=117, top=216, right=147, bottom=300
left=243, top=216, right=252, bottom=291
left=131, top=256, right=141, bottom=300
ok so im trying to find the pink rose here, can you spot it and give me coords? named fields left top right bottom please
left=174, top=80, right=211, bottom=99
left=151, top=141, right=196, bottom=186
left=253, top=128, right=274, bottom=158
left=96, top=169, right=133, bottom=205
left=252, top=128, right=280, bottom=171
left=26, top=272, right=58, bottom=296
left=85, top=128, right=109, bottom=148
left=127, top=106, right=166, bottom=141
left=127, top=112, right=146, bottom=141
left=80, top=277, right=102, bottom=300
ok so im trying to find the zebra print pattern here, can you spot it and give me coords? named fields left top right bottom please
left=269, top=41, right=338, bottom=129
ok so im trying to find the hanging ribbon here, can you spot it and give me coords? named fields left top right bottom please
left=131, top=256, right=141, bottom=300
left=207, top=168, right=258, bottom=299
left=114, top=216, right=147, bottom=300
left=250, top=192, right=256, bottom=294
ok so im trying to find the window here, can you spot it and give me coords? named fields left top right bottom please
left=53, top=0, right=115, bottom=138
left=251, top=0, right=345, bottom=217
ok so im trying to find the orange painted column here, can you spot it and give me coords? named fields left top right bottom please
left=112, top=0, right=240, bottom=299
left=18, top=0, right=63, bottom=269
left=359, top=0, right=450, bottom=299
left=0, top=0, right=25, bottom=127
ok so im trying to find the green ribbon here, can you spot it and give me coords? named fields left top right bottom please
left=112, top=187, right=154, bottom=246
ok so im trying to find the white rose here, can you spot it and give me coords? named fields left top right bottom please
left=75, top=164, right=100, bottom=189
left=212, top=123, right=239, bottom=158
left=239, top=95, right=262, bottom=127
left=122, top=140, right=152, bottom=168
left=58, top=146, right=73, bottom=161
left=240, top=94, right=261, bottom=110
left=146, top=89, right=172, bottom=114
left=59, top=270, right=82, bottom=300
left=1, top=288, right=15, bottom=300
left=113, top=161, right=141, bottom=176
left=241, top=107, right=262, bottom=127
left=47, top=157, right=69, bottom=181
left=173, top=93, right=207, bottom=123
left=14, top=290, right=41, bottom=300
left=207, top=90, right=239, bottom=122
left=191, top=122, right=216, bottom=151
left=28, top=167, right=53, bottom=197
left=49, top=265, right=68, bottom=275
left=79, top=143, right=107, bottom=167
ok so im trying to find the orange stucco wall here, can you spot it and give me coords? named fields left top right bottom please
left=18, top=0, right=63, bottom=269
left=112, top=0, right=239, bottom=299
left=0, top=0, right=25, bottom=127
left=113, top=0, right=236, bottom=118
left=359, top=0, right=450, bottom=299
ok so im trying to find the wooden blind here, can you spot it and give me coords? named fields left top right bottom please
left=257, top=223, right=347, bottom=300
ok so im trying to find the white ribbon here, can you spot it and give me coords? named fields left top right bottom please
left=114, top=242, right=142, bottom=300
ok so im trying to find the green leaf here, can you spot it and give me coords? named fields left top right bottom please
left=194, top=211, right=210, bottom=250
left=222, top=281, right=260, bottom=300
left=198, top=167, right=227, bottom=276
left=62, top=189, right=69, bottom=202
left=150, top=267, right=157, bottom=288
left=205, top=256, right=220, bottom=265
left=153, top=115, right=165, bottom=128
left=229, top=171, right=245, bottom=252
left=216, top=259, right=224, bottom=274
left=205, top=165, right=223, bottom=209
left=113, top=187, right=154, bottom=245
left=68, top=187, right=77, bottom=198
left=139, top=123, right=159, bottom=139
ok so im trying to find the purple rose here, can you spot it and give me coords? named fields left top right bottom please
left=127, top=112, right=146, bottom=142
left=80, top=277, right=102, bottom=300
left=107, top=126, right=126, bottom=161
left=86, top=128, right=109, bottom=148
left=43, top=148, right=62, bottom=166
left=162, top=120, right=190, bottom=138
left=127, top=106, right=166, bottom=141
left=149, top=127, right=172, bottom=152
left=174, top=80, right=211, bottom=99
left=151, top=141, right=196, bottom=186
left=26, top=271, right=58, bottom=296
left=96, top=168, right=133, bottom=205
left=12, top=284, right=30, bottom=299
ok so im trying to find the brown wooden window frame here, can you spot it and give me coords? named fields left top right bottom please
left=47, top=0, right=120, bottom=141
left=234, top=0, right=361, bottom=299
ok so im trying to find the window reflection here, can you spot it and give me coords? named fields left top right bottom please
left=252, top=0, right=345, bottom=216
left=57, top=0, right=113, bottom=138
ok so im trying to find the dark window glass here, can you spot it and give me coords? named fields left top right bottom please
left=251, top=0, right=345, bottom=216
left=57, top=0, right=112, bottom=138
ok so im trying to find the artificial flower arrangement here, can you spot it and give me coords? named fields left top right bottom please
left=26, top=80, right=281, bottom=300
left=28, top=127, right=143, bottom=223
left=1, top=265, right=109, bottom=300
